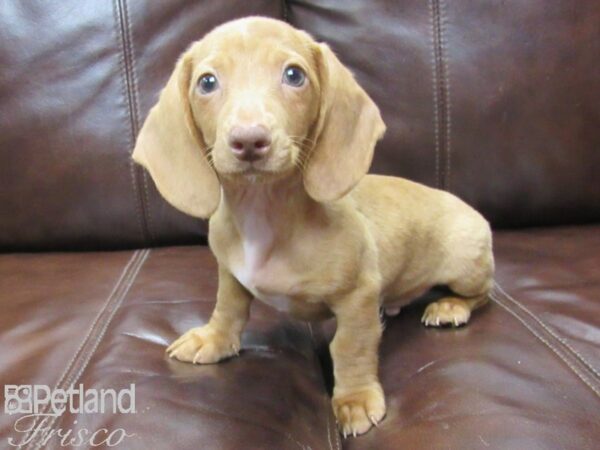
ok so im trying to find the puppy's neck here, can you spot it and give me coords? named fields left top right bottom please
left=221, top=172, right=316, bottom=243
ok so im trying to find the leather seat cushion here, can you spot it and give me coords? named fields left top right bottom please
left=1, top=226, right=598, bottom=449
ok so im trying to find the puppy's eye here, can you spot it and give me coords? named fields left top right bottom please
left=282, top=65, right=306, bottom=87
left=197, top=73, right=219, bottom=94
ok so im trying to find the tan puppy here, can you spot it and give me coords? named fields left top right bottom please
left=133, top=17, right=494, bottom=437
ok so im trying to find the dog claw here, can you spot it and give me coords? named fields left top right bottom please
left=370, top=415, right=379, bottom=427
left=167, top=346, right=180, bottom=358
left=166, top=339, right=185, bottom=356
left=193, top=350, right=202, bottom=364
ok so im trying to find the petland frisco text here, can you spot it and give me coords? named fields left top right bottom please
left=4, top=384, right=136, bottom=447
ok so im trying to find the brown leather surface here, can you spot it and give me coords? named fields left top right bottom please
left=0, top=247, right=338, bottom=450
left=0, top=0, right=282, bottom=251
left=0, top=251, right=134, bottom=440
left=348, top=295, right=599, bottom=450
left=288, top=0, right=600, bottom=227
left=2, top=1, right=599, bottom=250
left=1, top=1, right=599, bottom=448
left=493, top=225, right=600, bottom=382
left=342, top=226, right=600, bottom=449
left=1, top=228, right=598, bottom=449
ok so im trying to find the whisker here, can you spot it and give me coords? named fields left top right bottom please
left=205, top=146, right=215, bottom=168
left=294, top=145, right=311, bottom=173
left=289, top=139, right=315, bottom=165
left=289, top=135, right=317, bottom=147
left=293, top=157, right=307, bottom=174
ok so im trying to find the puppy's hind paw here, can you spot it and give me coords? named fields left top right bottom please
left=421, top=297, right=471, bottom=328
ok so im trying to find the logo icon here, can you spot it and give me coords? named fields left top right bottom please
left=4, top=385, right=33, bottom=415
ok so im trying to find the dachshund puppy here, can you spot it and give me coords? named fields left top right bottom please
left=133, top=17, right=494, bottom=437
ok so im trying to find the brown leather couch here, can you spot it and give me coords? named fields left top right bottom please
left=1, top=1, right=598, bottom=449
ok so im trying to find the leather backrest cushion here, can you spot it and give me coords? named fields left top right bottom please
left=1, top=0, right=598, bottom=250
left=288, top=0, right=600, bottom=227
left=0, top=0, right=282, bottom=251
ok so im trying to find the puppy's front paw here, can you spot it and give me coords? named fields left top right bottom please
left=333, top=383, right=386, bottom=438
left=166, top=326, right=240, bottom=364
left=422, top=297, right=471, bottom=327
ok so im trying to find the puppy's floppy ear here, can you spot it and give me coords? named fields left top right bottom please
left=304, top=44, right=386, bottom=203
left=132, top=53, right=220, bottom=219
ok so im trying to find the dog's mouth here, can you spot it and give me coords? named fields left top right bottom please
left=216, top=147, right=301, bottom=183
left=244, top=168, right=299, bottom=184
left=217, top=164, right=292, bottom=184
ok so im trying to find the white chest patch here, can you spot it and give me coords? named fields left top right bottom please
left=231, top=256, right=294, bottom=313
left=229, top=199, right=293, bottom=313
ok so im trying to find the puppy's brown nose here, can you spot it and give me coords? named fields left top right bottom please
left=228, top=125, right=271, bottom=162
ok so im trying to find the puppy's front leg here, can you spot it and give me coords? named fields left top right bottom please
left=330, top=283, right=385, bottom=437
left=167, top=264, right=252, bottom=364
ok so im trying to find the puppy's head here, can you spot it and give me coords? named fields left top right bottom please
left=133, top=17, right=385, bottom=218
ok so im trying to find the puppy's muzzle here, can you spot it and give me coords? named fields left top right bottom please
left=228, top=125, right=272, bottom=162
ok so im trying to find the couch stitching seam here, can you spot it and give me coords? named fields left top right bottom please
left=325, top=408, right=334, bottom=450
left=114, top=0, right=151, bottom=245
left=112, top=0, right=145, bottom=244
left=440, top=0, right=452, bottom=190
left=429, top=0, right=451, bottom=190
left=122, top=0, right=154, bottom=244
left=26, top=250, right=150, bottom=450
left=15, top=250, right=142, bottom=449
left=495, top=283, right=600, bottom=378
left=56, top=250, right=150, bottom=395
left=27, top=249, right=149, bottom=450
left=490, top=288, right=600, bottom=398
left=333, top=415, right=341, bottom=450
left=281, top=0, right=290, bottom=22
left=429, top=0, right=441, bottom=188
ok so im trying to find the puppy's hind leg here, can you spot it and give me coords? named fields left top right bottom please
left=422, top=255, right=493, bottom=328
left=423, top=216, right=494, bottom=328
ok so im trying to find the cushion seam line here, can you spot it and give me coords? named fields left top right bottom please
left=113, top=0, right=151, bottom=245
left=20, top=249, right=150, bottom=450
left=122, top=0, right=155, bottom=244
left=490, top=284, right=600, bottom=398
left=14, top=250, right=141, bottom=449
left=429, top=0, right=451, bottom=190
left=494, top=282, right=599, bottom=377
